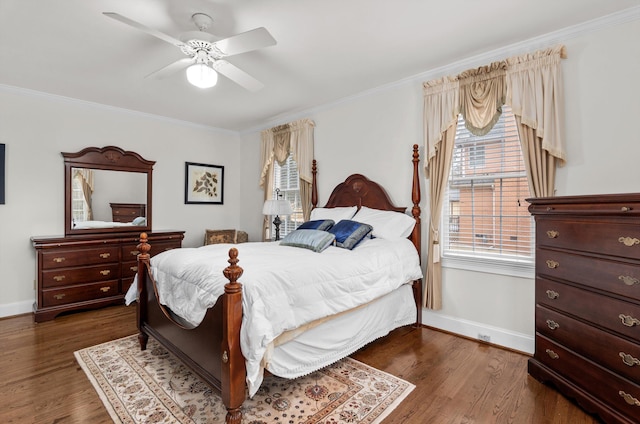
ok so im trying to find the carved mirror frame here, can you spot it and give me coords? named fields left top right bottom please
left=63, top=146, right=154, bottom=236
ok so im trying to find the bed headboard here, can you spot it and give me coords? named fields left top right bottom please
left=311, top=145, right=422, bottom=257
left=323, top=174, right=406, bottom=213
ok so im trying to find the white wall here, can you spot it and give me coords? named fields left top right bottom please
left=0, top=89, right=242, bottom=316
left=2, top=12, right=638, bottom=356
left=240, top=14, right=640, bottom=354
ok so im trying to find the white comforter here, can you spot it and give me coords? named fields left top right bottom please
left=150, top=237, right=423, bottom=396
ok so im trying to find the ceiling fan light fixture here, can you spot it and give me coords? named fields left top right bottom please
left=186, top=63, right=218, bottom=88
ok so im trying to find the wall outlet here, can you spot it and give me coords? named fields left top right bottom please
left=478, top=333, right=491, bottom=342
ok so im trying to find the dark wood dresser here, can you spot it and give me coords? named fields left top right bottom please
left=528, top=194, right=640, bottom=424
left=110, top=202, right=146, bottom=222
left=31, top=230, right=184, bottom=322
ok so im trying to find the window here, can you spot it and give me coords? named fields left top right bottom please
left=272, top=155, right=303, bottom=237
left=71, top=175, right=89, bottom=223
left=442, top=105, right=534, bottom=272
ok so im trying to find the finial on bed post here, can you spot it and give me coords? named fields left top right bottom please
left=221, top=248, right=245, bottom=424
left=311, top=159, right=318, bottom=208
left=136, top=233, right=151, bottom=350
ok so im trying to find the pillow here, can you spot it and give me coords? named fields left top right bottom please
left=328, top=220, right=373, bottom=250
left=280, top=229, right=336, bottom=253
left=132, top=216, right=146, bottom=226
left=352, top=206, right=415, bottom=239
left=309, top=206, right=357, bottom=222
left=297, top=219, right=335, bottom=231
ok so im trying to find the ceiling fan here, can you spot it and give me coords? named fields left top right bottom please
left=103, top=12, right=276, bottom=91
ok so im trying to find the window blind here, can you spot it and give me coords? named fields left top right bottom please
left=443, top=105, right=534, bottom=260
left=273, top=155, right=303, bottom=236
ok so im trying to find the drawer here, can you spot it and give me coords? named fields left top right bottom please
left=42, top=263, right=120, bottom=288
left=535, top=335, right=640, bottom=423
left=536, top=305, right=640, bottom=382
left=536, top=278, right=640, bottom=341
left=536, top=218, right=640, bottom=260
left=121, top=241, right=181, bottom=260
left=41, top=246, right=120, bottom=270
left=537, top=248, right=640, bottom=302
left=121, top=261, right=139, bottom=279
left=42, top=280, right=119, bottom=307
left=122, top=277, right=135, bottom=295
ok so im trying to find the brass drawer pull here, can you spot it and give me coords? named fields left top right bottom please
left=546, top=230, right=559, bottom=238
left=53, top=275, right=65, bottom=282
left=546, top=260, right=559, bottom=269
left=99, top=253, right=111, bottom=259
left=130, top=266, right=138, bottom=272
left=545, top=349, right=559, bottom=359
left=52, top=257, right=65, bottom=263
left=99, top=270, right=111, bottom=276
left=619, top=275, right=640, bottom=286
left=619, top=391, right=640, bottom=406
left=222, top=350, right=229, bottom=363
left=619, top=352, right=640, bottom=367
left=619, top=314, right=640, bottom=327
left=130, top=250, right=140, bottom=256
left=546, top=319, right=560, bottom=330
left=100, top=286, right=111, bottom=293
left=53, top=293, right=65, bottom=300
left=546, top=290, right=559, bottom=300
left=618, top=236, right=640, bottom=247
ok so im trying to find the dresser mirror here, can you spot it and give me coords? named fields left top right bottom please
left=63, top=146, right=154, bottom=236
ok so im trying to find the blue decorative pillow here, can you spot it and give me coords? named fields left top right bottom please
left=328, top=220, right=373, bottom=250
left=280, top=229, right=336, bottom=253
left=297, top=219, right=335, bottom=231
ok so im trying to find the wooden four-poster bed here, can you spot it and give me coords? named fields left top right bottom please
left=133, top=144, right=423, bottom=423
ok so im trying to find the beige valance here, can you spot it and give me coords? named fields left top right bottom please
left=458, top=61, right=507, bottom=136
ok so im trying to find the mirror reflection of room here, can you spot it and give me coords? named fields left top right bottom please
left=71, top=168, right=147, bottom=229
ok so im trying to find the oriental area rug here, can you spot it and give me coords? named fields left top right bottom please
left=75, top=335, right=414, bottom=423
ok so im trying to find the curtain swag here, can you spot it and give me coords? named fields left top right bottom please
left=422, top=44, right=567, bottom=310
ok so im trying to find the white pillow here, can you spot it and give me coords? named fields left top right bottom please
left=310, top=206, right=358, bottom=222
left=352, top=206, right=416, bottom=239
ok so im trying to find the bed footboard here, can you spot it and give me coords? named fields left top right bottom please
left=135, top=233, right=247, bottom=424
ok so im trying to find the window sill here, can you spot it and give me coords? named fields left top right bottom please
left=441, top=253, right=535, bottom=279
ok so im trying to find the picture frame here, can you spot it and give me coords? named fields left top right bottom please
left=185, top=162, right=224, bottom=204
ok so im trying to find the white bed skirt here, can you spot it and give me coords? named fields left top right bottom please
left=265, top=283, right=416, bottom=380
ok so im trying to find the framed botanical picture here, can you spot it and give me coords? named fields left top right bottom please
left=185, top=162, right=224, bottom=204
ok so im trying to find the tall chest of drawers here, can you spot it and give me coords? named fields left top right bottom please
left=32, top=230, right=184, bottom=322
left=529, top=194, right=640, bottom=424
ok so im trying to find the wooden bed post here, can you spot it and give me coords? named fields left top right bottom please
left=311, top=159, right=318, bottom=208
left=221, top=248, right=245, bottom=424
left=136, top=232, right=150, bottom=350
left=411, top=144, right=423, bottom=328
left=411, top=144, right=421, bottom=255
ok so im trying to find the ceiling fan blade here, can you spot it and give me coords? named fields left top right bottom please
left=213, top=60, right=264, bottom=92
left=145, top=58, right=194, bottom=79
left=103, top=12, right=185, bottom=48
left=212, top=27, right=276, bottom=57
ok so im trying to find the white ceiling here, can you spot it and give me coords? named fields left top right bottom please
left=1, top=0, right=638, bottom=132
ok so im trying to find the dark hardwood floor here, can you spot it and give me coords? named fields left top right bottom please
left=0, top=305, right=601, bottom=423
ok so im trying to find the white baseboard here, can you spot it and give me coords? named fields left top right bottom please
left=0, top=300, right=34, bottom=318
left=421, top=309, right=535, bottom=355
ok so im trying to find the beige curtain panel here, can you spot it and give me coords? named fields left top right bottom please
left=422, top=45, right=566, bottom=310
left=259, top=119, right=316, bottom=240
